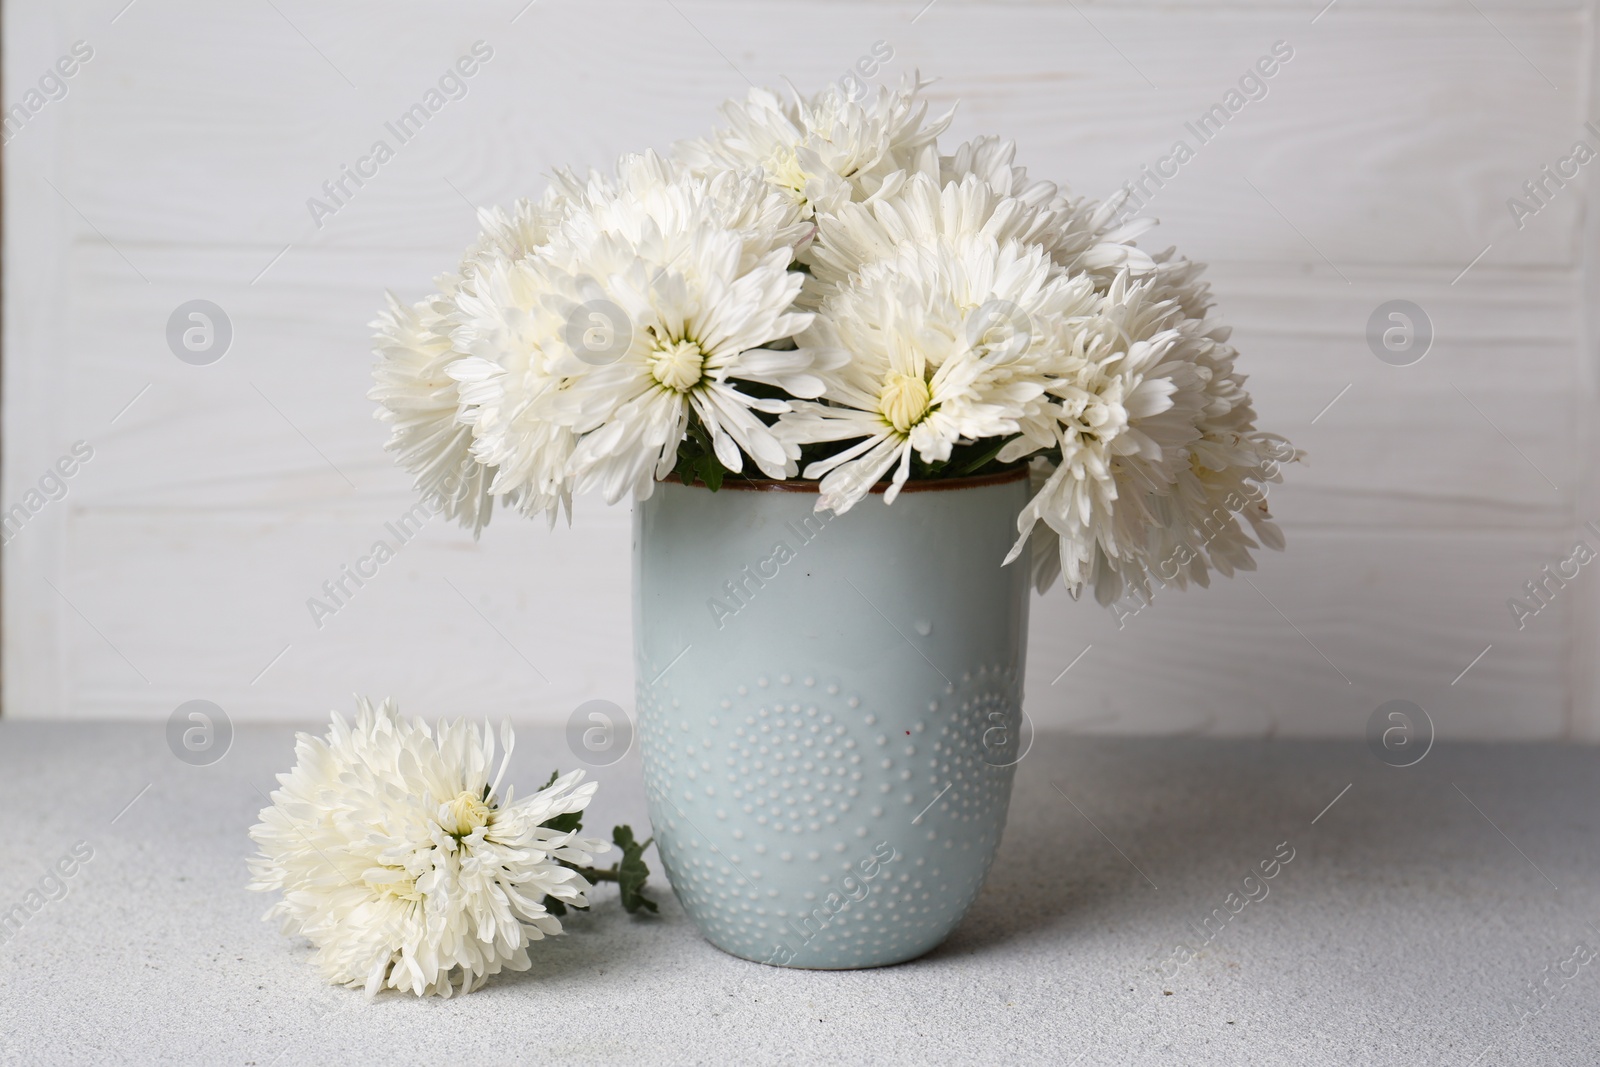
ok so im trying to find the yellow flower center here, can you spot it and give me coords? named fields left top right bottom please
left=765, top=146, right=811, bottom=201
left=364, top=868, right=424, bottom=902
left=880, top=373, right=933, bottom=434
left=650, top=338, right=706, bottom=393
left=441, top=790, right=492, bottom=837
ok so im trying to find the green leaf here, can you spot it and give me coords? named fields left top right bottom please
left=613, top=824, right=658, bottom=915
left=541, top=895, right=568, bottom=917
left=545, top=809, right=584, bottom=835
left=903, top=434, right=1029, bottom=481
left=671, top=412, right=737, bottom=491
left=537, top=769, right=585, bottom=835
left=956, top=434, right=1019, bottom=475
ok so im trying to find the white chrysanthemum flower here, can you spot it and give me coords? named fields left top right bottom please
left=556, top=151, right=808, bottom=271
left=557, top=238, right=816, bottom=500
left=454, top=182, right=576, bottom=279
left=451, top=152, right=821, bottom=504
left=936, top=135, right=1160, bottom=285
left=248, top=697, right=608, bottom=999
left=446, top=255, right=580, bottom=523
left=779, top=230, right=1096, bottom=513
left=1002, top=266, right=1294, bottom=603
left=370, top=184, right=582, bottom=533
left=805, top=149, right=1156, bottom=311
left=804, top=171, right=1058, bottom=309
left=1137, top=431, right=1292, bottom=595
left=1126, top=248, right=1296, bottom=595
left=369, top=292, right=501, bottom=533
left=676, top=72, right=952, bottom=222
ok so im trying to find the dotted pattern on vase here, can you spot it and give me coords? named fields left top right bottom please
left=637, top=664, right=1021, bottom=968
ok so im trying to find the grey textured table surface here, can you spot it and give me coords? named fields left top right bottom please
left=0, top=722, right=1596, bottom=1066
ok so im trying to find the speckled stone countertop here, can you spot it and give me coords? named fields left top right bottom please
left=0, top=722, right=1595, bottom=1065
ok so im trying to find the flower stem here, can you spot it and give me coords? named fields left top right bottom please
left=567, top=863, right=621, bottom=883
left=558, top=834, right=654, bottom=884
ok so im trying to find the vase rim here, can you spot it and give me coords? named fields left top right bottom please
left=662, top=464, right=1030, bottom=494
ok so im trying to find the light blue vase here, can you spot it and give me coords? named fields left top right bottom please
left=633, top=468, right=1032, bottom=968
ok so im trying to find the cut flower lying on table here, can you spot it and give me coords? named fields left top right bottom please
left=248, top=698, right=655, bottom=998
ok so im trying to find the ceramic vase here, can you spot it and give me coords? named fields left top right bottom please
left=633, top=468, right=1031, bottom=968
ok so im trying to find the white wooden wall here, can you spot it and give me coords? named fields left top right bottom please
left=5, top=0, right=1598, bottom=741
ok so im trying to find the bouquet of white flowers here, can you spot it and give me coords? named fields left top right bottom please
left=372, top=73, right=1295, bottom=605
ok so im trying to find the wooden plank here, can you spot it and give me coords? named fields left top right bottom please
left=39, top=3, right=1590, bottom=266
left=1026, top=526, right=1573, bottom=741
left=1214, top=265, right=1579, bottom=530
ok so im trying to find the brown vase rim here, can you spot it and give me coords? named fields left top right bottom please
left=662, top=464, right=1030, bottom=494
